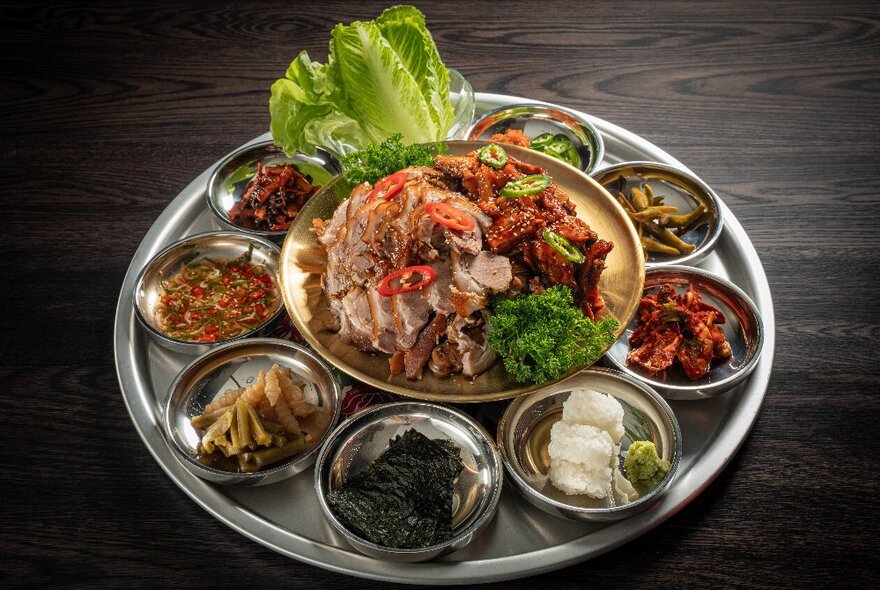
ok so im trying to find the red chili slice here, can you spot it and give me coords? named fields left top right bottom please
left=367, top=171, right=408, bottom=202
left=377, top=265, right=436, bottom=297
left=425, top=202, right=476, bottom=232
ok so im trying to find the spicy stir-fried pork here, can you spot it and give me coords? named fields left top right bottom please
left=313, top=148, right=613, bottom=381
left=627, top=284, right=732, bottom=380
left=434, top=150, right=613, bottom=319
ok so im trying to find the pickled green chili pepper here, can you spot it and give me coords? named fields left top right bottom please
left=478, top=143, right=508, bottom=169
left=640, top=218, right=696, bottom=253
left=542, top=230, right=585, bottom=264
left=641, top=235, right=680, bottom=255
left=499, top=174, right=552, bottom=197
left=630, top=186, right=650, bottom=211
left=629, top=205, right=679, bottom=222
left=664, top=203, right=707, bottom=230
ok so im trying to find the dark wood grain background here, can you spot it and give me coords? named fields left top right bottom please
left=3, top=0, right=878, bottom=587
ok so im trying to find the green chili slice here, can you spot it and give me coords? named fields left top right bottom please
left=529, top=133, right=556, bottom=149
left=555, top=144, right=581, bottom=168
left=531, top=133, right=580, bottom=167
left=478, top=143, right=508, bottom=169
left=499, top=174, right=552, bottom=197
left=542, top=230, right=585, bottom=264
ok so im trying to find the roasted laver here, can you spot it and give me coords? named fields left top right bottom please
left=327, top=429, right=463, bottom=549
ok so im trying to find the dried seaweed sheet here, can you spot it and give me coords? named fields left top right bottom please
left=327, top=429, right=464, bottom=549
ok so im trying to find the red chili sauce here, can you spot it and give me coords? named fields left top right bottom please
left=157, top=249, right=279, bottom=342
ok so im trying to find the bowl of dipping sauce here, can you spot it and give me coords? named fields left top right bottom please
left=466, top=103, right=605, bottom=174
left=314, top=401, right=502, bottom=562
left=604, top=265, right=764, bottom=400
left=207, top=140, right=342, bottom=243
left=497, top=368, right=681, bottom=522
left=134, top=231, right=283, bottom=355
left=163, top=338, right=341, bottom=485
left=592, top=161, right=723, bottom=268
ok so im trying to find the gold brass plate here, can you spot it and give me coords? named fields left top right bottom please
left=279, top=141, right=645, bottom=403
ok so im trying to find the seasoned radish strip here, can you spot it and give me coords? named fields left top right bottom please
left=204, top=387, right=245, bottom=414
left=257, top=397, right=278, bottom=422
left=273, top=395, right=301, bottom=436
left=241, top=371, right=266, bottom=406
left=264, top=364, right=282, bottom=406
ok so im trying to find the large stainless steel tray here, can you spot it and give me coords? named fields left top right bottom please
left=114, top=93, right=775, bottom=584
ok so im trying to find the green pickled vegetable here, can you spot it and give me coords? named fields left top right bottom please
left=631, top=186, right=650, bottom=211
left=665, top=203, right=708, bottom=230
left=641, top=236, right=680, bottom=255
left=617, top=182, right=706, bottom=257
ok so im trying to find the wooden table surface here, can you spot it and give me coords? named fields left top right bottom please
left=4, top=1, right=878, bottom=587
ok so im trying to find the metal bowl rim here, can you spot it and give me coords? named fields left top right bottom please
left=313, top=400, right=503, bottom=556
left=465, top=102, right=606, bottom=174
left=133, top=230, right=284, bottom=351
left=496, top=367, right=682, bottom=516
left=604, top=264, right=765, bottom=396
left=205, top=139, right=343, bottom=240
left=161, top=337, right=342, bottom=481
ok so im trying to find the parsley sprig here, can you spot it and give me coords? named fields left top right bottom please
left=341, top=134, right=446, bottom=185
left=487, top=286, right=618, bottom=384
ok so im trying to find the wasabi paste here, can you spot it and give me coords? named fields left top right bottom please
left=624, top=440, right=670, bottom=484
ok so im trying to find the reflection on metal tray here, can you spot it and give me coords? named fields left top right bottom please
left=114, top=93, right=775, bottom=585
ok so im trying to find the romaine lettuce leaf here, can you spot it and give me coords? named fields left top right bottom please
left=269, top=52, right=371, bottom=157
left=375, top=5, right=452, bottom=134
left=329, top=19, right=437, bottom=144
left=269, top=6, right=452, bottom=157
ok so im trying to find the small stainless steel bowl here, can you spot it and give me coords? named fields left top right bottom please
left=133, top=231, right=284, bottom=355
left=592, top=161, right=723, bottom=267
left=604, top=265, right=765, bottom=400
left=206, top=139, right=342, bottom=243
left=465, top=103, right=605, bottom=174
left=314, top=401, right=503, bottom=562
left=162, top=338, right=342, bottom=486
left=497, top=368, right=682, bottom=522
